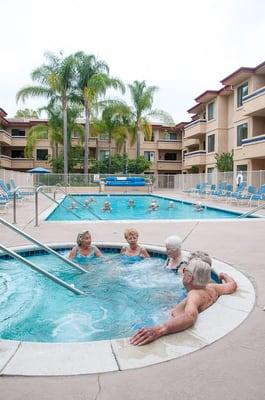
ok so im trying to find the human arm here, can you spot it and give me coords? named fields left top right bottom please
left=215, top=273, right=237, bottom=295
left=68, top=246, right=77, bottom=260
left=140, top=247, right=150, bottom=258
left=120, top=246, right=126, bottom=255
left=94, top=246, right=103, bottom=257
left=130, top=293, right=199, bottom=346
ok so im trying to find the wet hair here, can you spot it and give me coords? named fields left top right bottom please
left=187, top=258, right=211, bottom=286
left=165, top=235, right=182, bottom=251
left=188, top=251, right=212, bottom=267
left=124, top=228, right=139, bottom=238
left=76, top=230, right=90, bottom=246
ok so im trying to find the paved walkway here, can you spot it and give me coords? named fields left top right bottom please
left=0, top=192, right=265, bottom=399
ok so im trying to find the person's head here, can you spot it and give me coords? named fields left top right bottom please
left=188, top=250, right=212, bottom=267
left=183, top=258, right=211, bottom=289
left=195, top=201, right=202, bottom=209
left=71, top=201, right=77, bottom=209
left=124, top=228, right=139, bottom=245
left=168, top=201, right=174, bottom=208
left=165, top=235, right=182, bottom=258
left=76, top=230, right=91, bottom=247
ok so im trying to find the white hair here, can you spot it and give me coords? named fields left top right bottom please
left=165, top=235, right=182, bottom=251
left=188, top=251, right=212, bottom=267
left=187, top=258, right=211, bottom=286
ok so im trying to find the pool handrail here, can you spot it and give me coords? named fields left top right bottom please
left=0, top=216, right=89, bottom=274
left=0, top=243, right=84, bottom=295
left=238, top=202, right=265, bottom=218
left=35, top=185, right=81, bottom=226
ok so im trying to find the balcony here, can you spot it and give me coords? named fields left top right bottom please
left=11, top=158, right=34, bottom=169
left=0, top=155, right=12, bottom=168
left=72, top=137, right=97, bottom=147
left=142, top=141, right=157, bottom=150
left=11, top=136, right=27, bottom=146
left=243, top=86, right=265, bottom=117
left=0, top=130, right=12, bottom=146
left=157, top=140, right=182, bottom=150
left=182, top=138, right=200, bottom=149
left=183, top=150, right=206, bottom=167
left=233, top=134, right=265, bottom=161
left=184, top=119, right=206, bottom=139
left=156, top=160, right=182, bottom=171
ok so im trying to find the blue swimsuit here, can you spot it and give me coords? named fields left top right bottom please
left=121, top=246, right=145, bottom=264
left=74, top=246, right=96, bottom=265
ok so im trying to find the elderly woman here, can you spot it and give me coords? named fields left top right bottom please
left=164, top=235, right=187, bottom=273
left=68, top=230, right=102, bottom=265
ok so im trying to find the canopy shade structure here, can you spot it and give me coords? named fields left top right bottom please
left=27, top=167, right=51, bottom=173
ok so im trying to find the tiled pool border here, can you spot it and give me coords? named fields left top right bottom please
left=0, top=243, right=255, bottom=376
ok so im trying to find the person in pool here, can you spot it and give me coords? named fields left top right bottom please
left=120, top=228, right=150, bottom=264
left=194, top=201, right=204, bottom=212
left=102, top=201, right=112, bottom=212
left=164, top=235, right=187, bottom=273
left=68, top=230, right=102, bottom=265
left=130, top=258, right=237, bottom=346
left=148, top=200, right=159, bottom=212
left=128, top=199, right=135, bottom=208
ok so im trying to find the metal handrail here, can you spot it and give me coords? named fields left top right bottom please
left=0, top=217, right=88, bottom=274
left=13, top=186, right=35, bottom=224
left=35, top=185, right=81, bottom=226
left=0, top=243, right=84, bottom=295
left=238, top=202, right=265, bottom=218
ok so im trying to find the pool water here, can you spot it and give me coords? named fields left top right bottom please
left=46, top=194, right=244, bottom=221
left=0, top=248, right=186, bottom=343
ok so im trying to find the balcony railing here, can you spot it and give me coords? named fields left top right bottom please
left=184, top=119, right=206, bottom=139
left=243, top=86, right=265, bottom=116
left=241, top=134, right=265, bottom=145
left=157, top=160, right=182, bottom=171
left=157, top=140, right=182, bottom=150
left=243, top=86, right=265, bottom=102
left=0, top=129, right=12, bottom=146
left=183, top=150, right=206, bottom=167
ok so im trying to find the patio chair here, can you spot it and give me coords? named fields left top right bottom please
left=10, top=178, right=34, bottom=196
left=229, top=182, right=247, bottom=203
left=248, top=185, right=265, bottom=206
left=210, top=182, right=226, bottom=199
left=0, top=179, right=24, bottom=201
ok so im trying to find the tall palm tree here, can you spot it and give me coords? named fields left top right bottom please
left=128, top=80, right=174, bottom=157
left=25, top=104, right=83, bottom=169
left=74, top=52, right=125, bottom=175
left=16, top=51, right=76, bottom=179
left=92, top=102, right=132, bottom=172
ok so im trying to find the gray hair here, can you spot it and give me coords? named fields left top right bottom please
left=165, top=235, right=182, bottom=251
left=76, top=230, right=90, bottom=246
left=188, top=250, right=212, bottom=267
left=187, top=258, right=211, bottom=286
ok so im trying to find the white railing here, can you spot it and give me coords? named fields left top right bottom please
left=0, top=168, right=33, bottom=187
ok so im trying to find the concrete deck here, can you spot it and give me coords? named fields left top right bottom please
left=0, top=191, right=265, bottom=399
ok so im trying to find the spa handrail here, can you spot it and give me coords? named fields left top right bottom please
left=0, top=217, right=88, bottom=274
left=0, top=243, right=84, bottom=295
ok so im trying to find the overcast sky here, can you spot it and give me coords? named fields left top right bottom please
left=1, top=0, right=265, bottom=122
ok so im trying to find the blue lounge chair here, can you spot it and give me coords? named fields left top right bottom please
left=248, top=185, right=265, bottom=206
left=0, top=179, right=24, bottom=201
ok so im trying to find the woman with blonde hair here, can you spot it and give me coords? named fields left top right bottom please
left=121, top=228, right=150, bottom=264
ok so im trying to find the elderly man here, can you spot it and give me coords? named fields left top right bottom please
left=130, top=258, right=237, bottom=346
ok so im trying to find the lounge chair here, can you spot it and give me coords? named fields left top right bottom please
left=248, top=185, right=265, bottom=206
left=0, top=179, right=24, bottom=202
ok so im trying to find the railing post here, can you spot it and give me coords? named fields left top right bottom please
left=13, top=189, right=17, bottom=224
left=35, top=186, right=41, bottom=227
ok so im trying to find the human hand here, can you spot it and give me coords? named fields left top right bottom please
left=219, top=272, right=228, bottom=281
left=130, top=326, right=163, bottom=346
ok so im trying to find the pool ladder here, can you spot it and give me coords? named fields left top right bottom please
left=0, top=217, right=87, bottom=295
left=238, top=202, right=265, bottom=218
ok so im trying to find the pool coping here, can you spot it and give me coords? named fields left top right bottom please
left=0, top=243, right=255, bottom=376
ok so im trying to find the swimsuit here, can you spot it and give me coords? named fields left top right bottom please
left=121, top=246, right=145, bottom=264
left=74, top=246, right=96, bottom=265
left=164, top=258, right=187, bottom=273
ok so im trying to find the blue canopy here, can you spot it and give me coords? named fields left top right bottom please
left=27, top=167, right=51, bottom=173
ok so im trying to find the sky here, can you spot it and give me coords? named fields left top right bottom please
left=1, top=0, right=265, bottom=123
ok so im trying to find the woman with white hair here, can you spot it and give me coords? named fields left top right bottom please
left=164, top=235, right=187, bottom=272
left=68, top=230, right=102, bottom=265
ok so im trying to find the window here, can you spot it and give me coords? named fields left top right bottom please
left=144, top=131, right=154, bottom=142
left=164, top=152, right=177, bottom=160
left=144, top=151, right=155, bottom=162
left=166, top=132, right=177, bottom=140
left=207, top=102, right=215, bottom=121
left=237, top=123, right=248, bottom=146
left=11, top=149, right=24, bottom=158
left=207, top=134, right=215, bottom=153
left=11, top=129, right=25, bottom=137
left=99, top=132, right=109, bottom=140
left=237, top=82, right=248, bottom=108
left=36, top=149, right=48, bottom=160
left=99, top=150, right=109, bottom=160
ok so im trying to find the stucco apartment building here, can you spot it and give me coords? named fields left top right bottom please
left=0, top=107, right=184, bottom=175
left=183, top=61, right=265, bottom=177
left=1, top=61, right=265, bottom=176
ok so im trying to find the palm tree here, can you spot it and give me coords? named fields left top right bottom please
left=128, top=80, right=174, bottom=157
left=16, top=51, right=76, bottom=179
left=25, top=104, right=83, bottom=170
left=74, top=52, right=125, bottom=175
left=92, top=102, right=132, bottom=172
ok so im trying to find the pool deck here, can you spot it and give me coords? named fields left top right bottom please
left=0, top=190, right=265, bottom=400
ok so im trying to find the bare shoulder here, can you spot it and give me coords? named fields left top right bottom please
left=68, top=246, right=77, bottom=259
left=94, top=246, right=102, bottom=257
left=140, top=246, right=150, bottom=258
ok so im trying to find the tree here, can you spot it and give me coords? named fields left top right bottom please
left=90, top=154, right=151, bottom=174
left=128, top=80, right=174, bottom=157
left=73, top=52, right=125, bottom=175
left=215, top=152, right=233, bottom=172
left=92, top=102, right=133, bottom=172
left=16, top=51, right=76, bottom=178
left=15, top=108, right=40, bottom=118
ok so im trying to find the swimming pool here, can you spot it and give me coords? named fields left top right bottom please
left=46, top=194, right=248, bottom=221
left=0, top=246, right=188, bottom=343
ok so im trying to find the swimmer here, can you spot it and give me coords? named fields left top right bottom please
left=102, top=201, right=112, bottom=212
left=194, top=201, right=204, bottom=212
left=168, top=201, right=175, bottom=209
left=120, top=228, right=150, bottom=263
left=70, top=201, right=77, bottom=209
left=164, top=235, right=187, bottom=273
left=128, top=199, right=135, bottom=208
left=68, top=230, right=102, bottom=264
left=148, top=200, right=159, bottom=212
left=84, top=197, right=97, bottom=208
